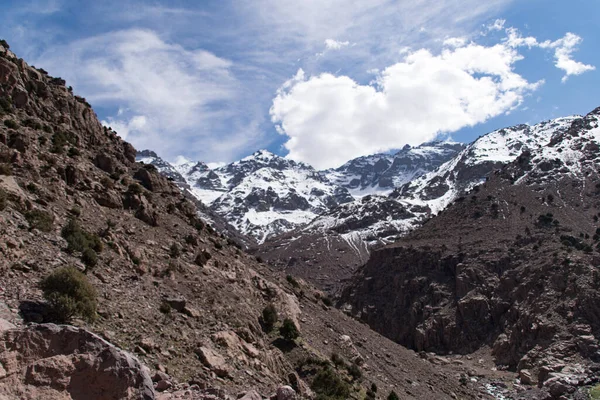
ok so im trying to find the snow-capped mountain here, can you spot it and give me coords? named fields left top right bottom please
left=138, top=150, right=355, bottom=243
left=392, top=116, right=580, bottom=213
left=324, top=141, right=464, bottom=197
left=256, top=114, right=586, bottom=292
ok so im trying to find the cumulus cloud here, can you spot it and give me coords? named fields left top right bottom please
left=271, top=41, right=542, bottom=169
left=272, top=24, right=595, bottom=169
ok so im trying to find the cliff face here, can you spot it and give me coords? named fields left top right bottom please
left=341, top=108, right=600, bottom=392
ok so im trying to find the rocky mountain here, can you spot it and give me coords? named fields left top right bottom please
left=324, top=141, right=464, bottom=196
left=139, top=149, right=355, bottom=244
left=340, top=106, right=600, bottom=398
left=257, top=115, right=586, bottom=294
left=0, top=40, right=487, bottom=400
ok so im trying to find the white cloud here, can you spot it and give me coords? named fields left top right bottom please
left=35, top=29, right=260, bottom=162
left=443, top=37, right=467, bottom=48
left=324, top=39, right=350, bottom=50
left=542, top=33, right=595, bottom=82
left=504, top=28, right=595, bottom=82
left=271, top=41, right=542, bottom=169
left=486, top=18, right=506, bottom=32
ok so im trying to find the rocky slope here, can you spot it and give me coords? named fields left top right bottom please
left=324, top=141, right=464, bottom=197
left=340, top=107, right=600, bottom=398
left=0, top=41, right=487, bottom=399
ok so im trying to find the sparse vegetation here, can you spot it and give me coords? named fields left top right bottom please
left=261, top=303, right=278, bottom=332
left=159, top=300, right=172, bottom=314
left=279, top=318, right=299, bottom=341
left=347, top=362, right=362, bottom=380
left=286, top=274, right=300, bottom=288
left=0, top=163, right=11, bottom=175
left=311, top=367, right=350, bottom=400
left=0, top=188, right=7, bottom=210
left=387, top=390, right=399, bottom=400
left=61, top=219, right=102, bottom=253
left=39, top=266, right=97, bottom=322
left=3, top=119, right=18, bottom=129
left=169, top=243, right=181, bottom=258
left=128, top=183, right=143, bottom=195
left=25, top=209, right=54, bottom=232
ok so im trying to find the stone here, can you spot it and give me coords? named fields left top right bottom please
left=276, top=385, right=296, bottom=400
left=164, top=297, right=187, bottom=312
left=239, top=390, right=262, bottom=400
left=195, top=346, right=230, bottom=377
left=519, top=369, right=534, bottom=385
left=0, top=318, right=16, bottom=332
left=154, top=379, right=172, bottom=392
left=183, top=306, right=200, bottom=319
left=0, top=323, right=155, bottom=399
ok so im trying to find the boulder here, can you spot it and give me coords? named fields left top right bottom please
left=195, top=346, right=230, bottom=377
left=239, top=390, right=262, bottom=400
left=0, top=323, right=155, bottom=399
left=276, top=386, right=296, bottom=400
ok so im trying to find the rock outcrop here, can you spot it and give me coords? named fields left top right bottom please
left=0, top=321, right=154, bottom=400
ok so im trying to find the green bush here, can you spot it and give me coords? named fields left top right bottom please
left=169, top=243, right=181, bottom=258
left=25, top=209, right=54, bottom=232
left=311, top=367, right=350, bottom=400
left=128, top=183, right=143, bottom=195
left=387, top=391, right=399, bottom=400
left=347, top=362, right=362, bottom=380
left=61, top=219, right=103, bottom=253
left=3, top=119, right=18, bottom=129
left=286, top=274, right=300, bottom=288
left=68, top=147, right=81, bottom=157
left=81, top=248, right=98, bottom=271
left=262, top=303, right=278, bottom=332
left=39, top=266, right=97, bottom=322
left=279, top=318, right=299, bottom=341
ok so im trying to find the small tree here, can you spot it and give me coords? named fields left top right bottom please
left=387, top=390, right=399, bottom=400
left=39, top=266, right=97, bottom=322
left=261, top=303, right=278, bottom=332
left=279, top=318, right=299, bottom=341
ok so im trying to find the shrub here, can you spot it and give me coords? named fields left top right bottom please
left=81, top=248, right=98, bottom=271
left=39, top=266, right=97, bottom=322
left=169, top=243, right=181, bottom=258
left=68, top=147, right=81, bottom=157
left=0, top=39, right=9, bottom=49
left=0, top=97, right=11, bottom=114
left=0, top=188, right=6, bottom=210
left=279, top=318, right=299, bottom=341
left=159, top=301, right=171, bottom=314
left=322, top=296, right=333, bottom=307
left=311, top=367, right=350, bottom=399
left=128, top=183, right=143, bottom=195
left=0, top=164, right=11, bottom=175
left=262, top=303, right=278, bottom=332
left=3, top=119, right=18, bottom=129
left=61, top=219, right=103, bottom=253
left=331, top=352, right=346, bottom=368
left=370, top=383, right=378, bottom=393
left=347, top=362, right=362, bottom=380
left=286, top=274, right=300, bottom=288
left=25, top=209, right=54, bottom=232
left=387, top=391, right=399, bottom=400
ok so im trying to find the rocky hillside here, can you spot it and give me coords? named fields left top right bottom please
left=0, top=41, right=486, bottom=399
left=323, top=141, right=464, bottom=197
left=340, top=107, right=600, bottom=398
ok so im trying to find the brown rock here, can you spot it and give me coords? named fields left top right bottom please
left=0, top=323, right=155, bottom=399
left=195, top=346, right=230, bottom=377
left=276, top=386, right=296, bottom=400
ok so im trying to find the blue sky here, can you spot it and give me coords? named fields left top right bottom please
left=0, top=0, right=597, bottom=169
